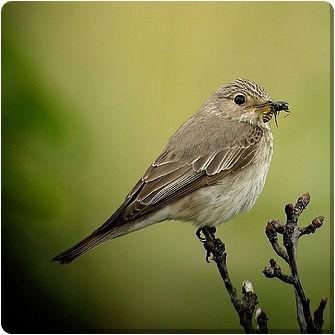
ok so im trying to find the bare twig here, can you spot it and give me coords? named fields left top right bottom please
left=313, top=297, right=328, bottom=333
left=197, top=227, right=268, bottom=333
left=265, top=220, right=289, bottom=263
left=263, top=193, right=327, bottom=333
left=255, top=308, right=269, bottom=333
left=299, top=216, right=325, bottom=237
left=263, top=258, right=294, bottom=284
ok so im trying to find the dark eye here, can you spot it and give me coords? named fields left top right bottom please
left=234, top=94, right=246, bottom=105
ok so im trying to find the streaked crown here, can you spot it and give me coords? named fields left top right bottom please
left=218, top=78, right=271, bottom=101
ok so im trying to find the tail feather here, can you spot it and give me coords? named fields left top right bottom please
left=52, top=224, right=129, bottom=264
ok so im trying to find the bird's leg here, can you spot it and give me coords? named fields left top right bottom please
left=208, top=226, right=216, bottom=237
left=196, top=226, right=220, bottom=262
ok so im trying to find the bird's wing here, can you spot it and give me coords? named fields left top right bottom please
left=97, top=120, right=263, bottom=230
left=53, top=120, right=264, bottom=263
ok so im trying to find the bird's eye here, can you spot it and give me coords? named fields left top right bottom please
left=234, top=94, right=246, bottom=105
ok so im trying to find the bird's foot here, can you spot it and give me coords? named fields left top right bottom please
left=195, top=226, right=216, bottom=242
left=196, top=226, right=223, bottom=263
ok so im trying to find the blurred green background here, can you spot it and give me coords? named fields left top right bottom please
left=2, top=2, right=332, bottom=333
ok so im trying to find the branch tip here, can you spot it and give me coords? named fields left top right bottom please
left=255, top=308, right=262, bottom=319
left=265, top=220, right=285, bottom=238
left=295, top=192, right=311, bottom=214
left=285, top=203, right=294, bottom=217
left=320, top=297, right=328, bottom=306
left=242, top=280, right=254, bottom=294
left=299, top=216, right=325, bottom=237
left=255, top=308, right=269, bottom=333
left=313, top=297, right=328, bottom=332
left=298, top=192, right=311, bottom=204
left=264, top=193, right=326, bottom=333
left=312, top=216, right=324, bottom=229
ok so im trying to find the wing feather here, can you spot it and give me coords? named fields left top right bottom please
left=139, top=166, right=191, bottom=204
left=100, top=122, right=263, bottom=228
left=193, top=153, right=216, bottom=172
left=144, top=161, right=185, bottom=182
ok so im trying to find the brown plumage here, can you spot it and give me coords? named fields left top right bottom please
left=53, top=78, right=289, bottom=264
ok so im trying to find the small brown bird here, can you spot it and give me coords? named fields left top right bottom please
left=53, top=78, right=289, bottom=264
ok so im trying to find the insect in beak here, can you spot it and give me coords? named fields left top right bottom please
left=269, top=101, right=290, bottom=127
left=259, top=100, right=290, bottom=127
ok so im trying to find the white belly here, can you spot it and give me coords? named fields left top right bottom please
left=126, top=132, right=273, bottom=233
left=169, top=137, right=273, bottom=227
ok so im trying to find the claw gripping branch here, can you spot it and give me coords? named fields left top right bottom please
left=196, top=226, right=268, bottom=333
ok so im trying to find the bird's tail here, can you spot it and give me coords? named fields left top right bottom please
left=52, top=224, right=129, bottom=264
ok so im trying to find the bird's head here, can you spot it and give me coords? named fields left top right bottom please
left=214, top=78, right=289, bottom=127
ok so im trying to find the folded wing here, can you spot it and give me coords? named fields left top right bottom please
left=98, top=121, right=263, bottom=228
left=53, top=119, right=263, bottom=263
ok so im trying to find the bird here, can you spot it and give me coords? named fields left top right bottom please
left=53, top=78, right=289, bottom=264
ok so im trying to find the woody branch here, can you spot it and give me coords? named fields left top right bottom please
left=263, top=193, right=327, bottom=333
left=197, top=227, right=268, bottom=333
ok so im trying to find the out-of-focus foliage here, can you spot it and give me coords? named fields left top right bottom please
left=2, top=2, right=332, bottom=332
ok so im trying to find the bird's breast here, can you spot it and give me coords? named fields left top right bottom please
left=171, top=132, right=273, bottom=227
